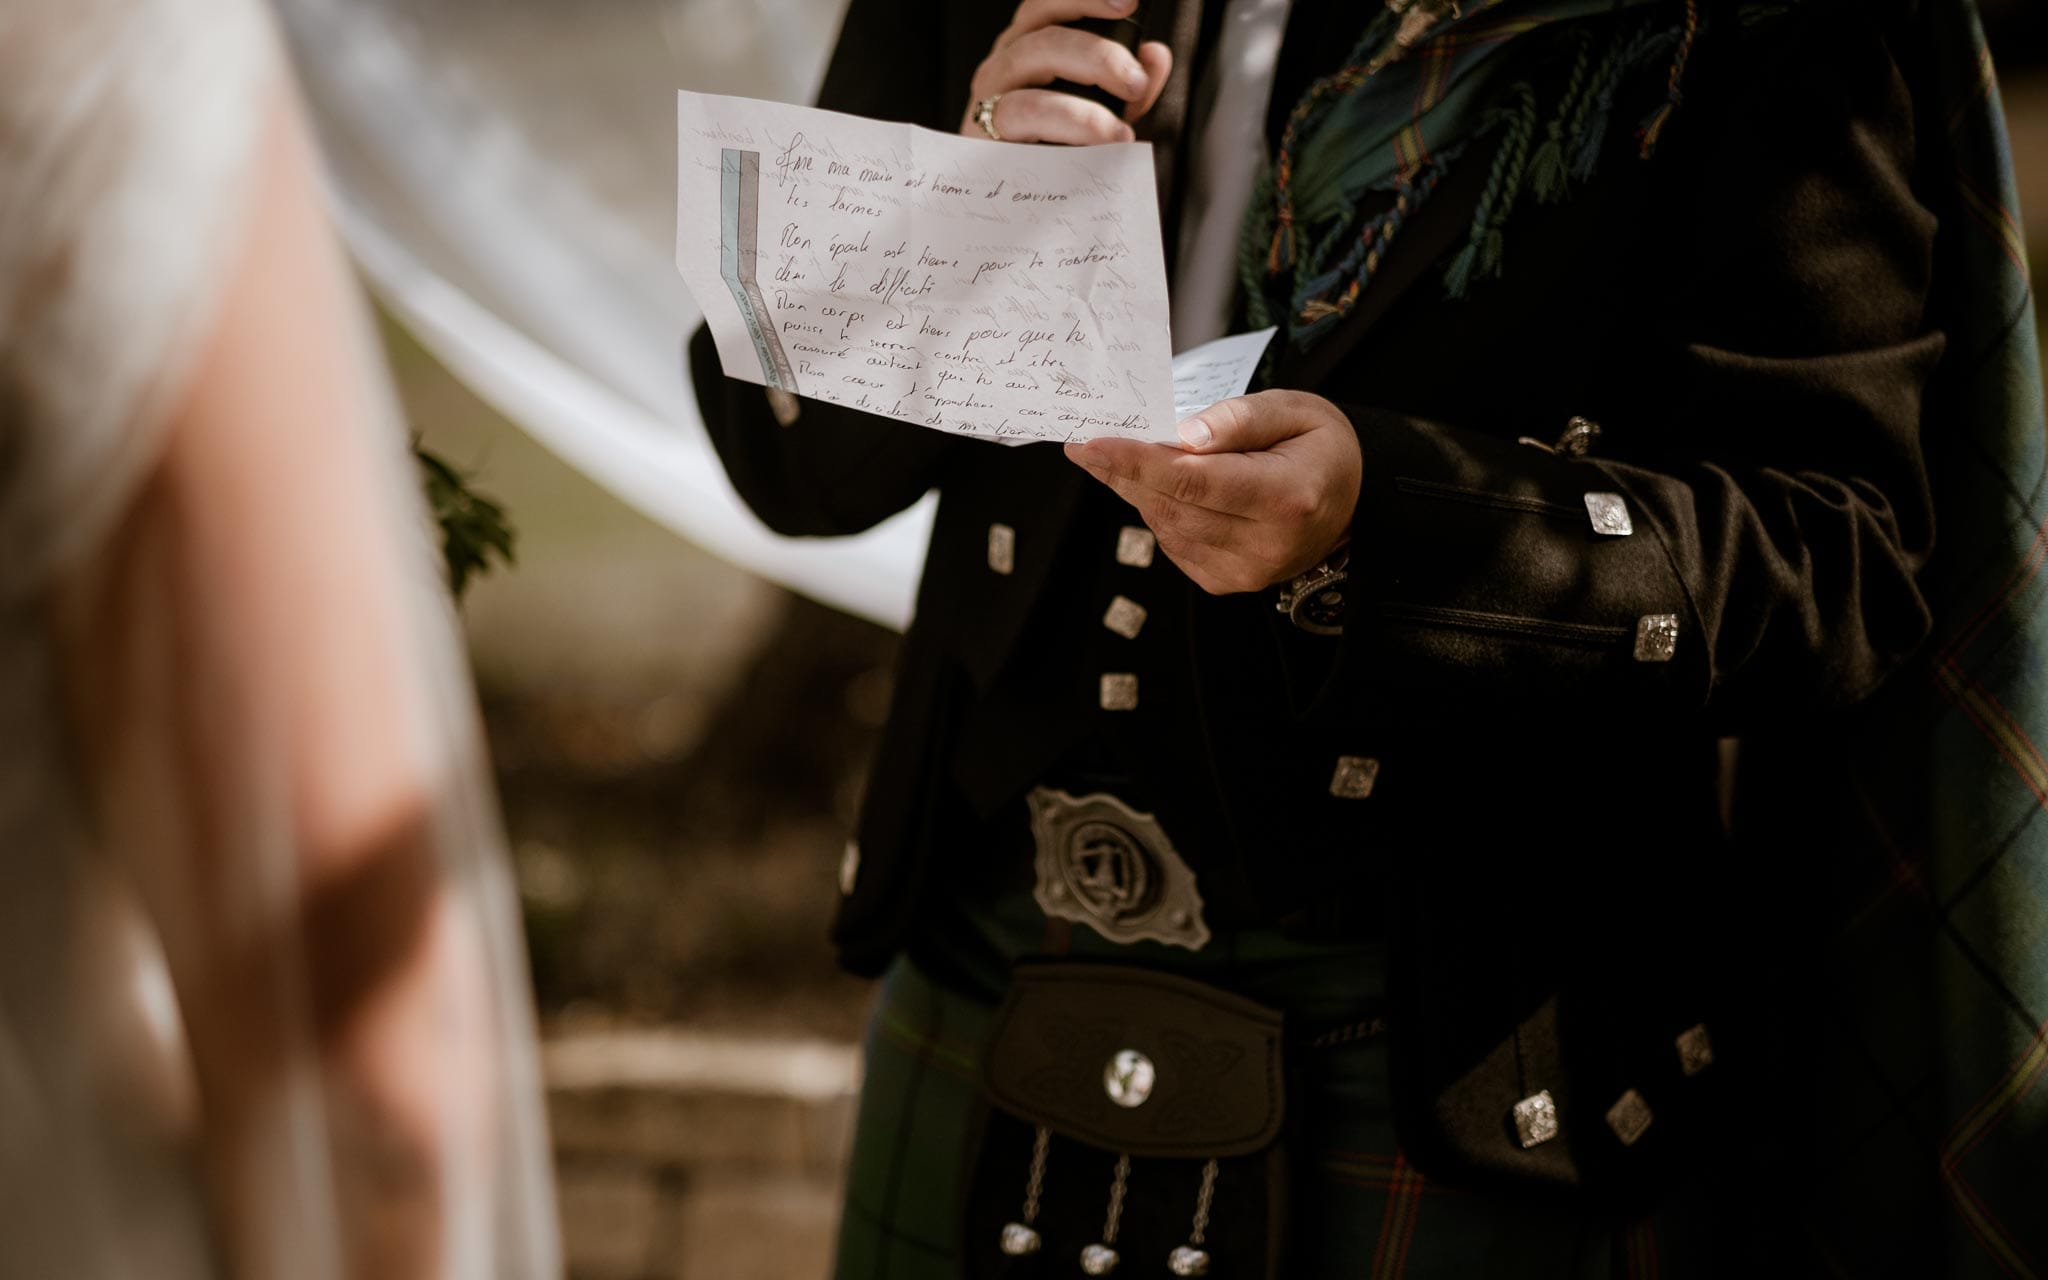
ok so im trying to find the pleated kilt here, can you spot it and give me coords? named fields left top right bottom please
left=829, top=885, right=1749, bottom=1280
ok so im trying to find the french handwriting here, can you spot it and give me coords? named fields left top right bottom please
left=679, top=91, right=1181, bottom=442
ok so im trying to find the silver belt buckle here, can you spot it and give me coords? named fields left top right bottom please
left=1028, top=787, right=1211, bottom=951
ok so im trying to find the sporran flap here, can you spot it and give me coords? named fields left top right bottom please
left=984, top=963, right=1286, bottom=1161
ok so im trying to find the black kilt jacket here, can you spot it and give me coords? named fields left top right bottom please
left=692, top=0, right=1951, bottom=1207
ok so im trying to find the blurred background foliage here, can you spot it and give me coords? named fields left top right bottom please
left=385, top=311, right=886, bottom=1038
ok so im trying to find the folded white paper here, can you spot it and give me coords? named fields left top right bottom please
left=1173, top=326, right=1279, bottom=421
left=677, top=91, right=1269, bottom=446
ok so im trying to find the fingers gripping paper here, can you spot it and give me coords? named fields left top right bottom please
left=678, top=91, right=1217, bottom=445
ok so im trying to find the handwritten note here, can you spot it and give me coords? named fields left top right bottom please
left=987, top=328, right=1277, bottom=446
left=677, top=91, right=1183, bottom=444
left=1173, top=327, right=1277, bottom=420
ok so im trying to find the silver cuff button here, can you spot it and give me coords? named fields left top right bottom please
left=1584, top=492, right=1633, bottom=537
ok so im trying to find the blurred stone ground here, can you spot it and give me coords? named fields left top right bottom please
left=543, top=1028, right=858, bottom=1280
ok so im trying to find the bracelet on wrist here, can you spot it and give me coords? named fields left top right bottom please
left=1274, top=540, right=1351, bottom=636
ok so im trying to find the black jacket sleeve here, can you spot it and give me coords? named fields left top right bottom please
left=688, top=0, right=959, bottom=537
left=1327, top=18, right=1942, bottom=730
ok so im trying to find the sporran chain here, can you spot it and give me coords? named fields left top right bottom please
left=1024, top=1124, right=1049, bottom=1221
left=1190, top=1159, right=1218, bottom=1244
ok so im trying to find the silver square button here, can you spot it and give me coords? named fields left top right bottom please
left=1116, top=526, right=1157, bottom=568
left=1513, top=1091, right=1559, bottom=1149
left=1635, top=613, right=1680, bottom=663
left=1103, top=595, right=1148, bottom=639
left=1676, top=1024, right=1715, bottom=1076
left=1329, top=756, right=1381, bottom=800
left=1584, top=492, right=1633, bottom=537
left=988, top=523, right=1017, bottom=575
left=1100, top=673, right=1139, bottom=711
left=1605, top=1089, right=1654, bottom=1147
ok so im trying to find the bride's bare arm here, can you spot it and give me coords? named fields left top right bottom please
left=54, top=85, right=498, bottom=1280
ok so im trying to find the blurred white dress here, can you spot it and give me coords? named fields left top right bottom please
left=0, top=0, right=558, bottom=1276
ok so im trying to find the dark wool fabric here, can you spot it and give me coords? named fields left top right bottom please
left=693, top=0, right=2047, bottom=1273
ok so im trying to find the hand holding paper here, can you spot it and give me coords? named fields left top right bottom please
left=1067, top=388, right=1363, bottom=594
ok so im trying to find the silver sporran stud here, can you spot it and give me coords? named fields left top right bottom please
left=1103, top=1049, right=1156, bottom=1108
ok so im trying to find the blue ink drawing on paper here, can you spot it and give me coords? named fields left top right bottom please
left=719, top=148, right=798, bottom=392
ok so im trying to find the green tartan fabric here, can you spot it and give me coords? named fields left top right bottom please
left=1797, top=3, right=2048, bottom=1275
left=833, top=957, right=988, bottom=1279
left=1239, top=0, right=1689, bottom=346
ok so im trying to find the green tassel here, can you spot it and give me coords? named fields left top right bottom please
left=1529, top=133, right=1569, bottom=204
left=1479, top=227, right=1507, bottom=280
left=1532, top=32, right=1593, bottom=206
left=1444, top=240, right=1481, bottom=299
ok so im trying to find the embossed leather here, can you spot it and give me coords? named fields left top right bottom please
left=984, top=963, right=1284, bottom=1160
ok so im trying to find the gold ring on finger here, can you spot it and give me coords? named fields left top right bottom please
left=972, top=94, right=1004, bottom=142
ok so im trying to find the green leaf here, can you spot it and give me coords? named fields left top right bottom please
left=414, top=443, right=517, bottom=600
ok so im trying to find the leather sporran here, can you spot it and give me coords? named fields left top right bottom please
left=963, top=964, right=1291, bottom=1279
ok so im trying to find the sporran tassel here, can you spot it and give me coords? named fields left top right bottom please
left=1166, top=1159, right=1221, bottom=1276
left=1079, top=1154, right=1133, bottom=1275
left=997, top=1125, right=1052, bottom=1257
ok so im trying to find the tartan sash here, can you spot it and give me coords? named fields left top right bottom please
left=1822, top=3, right=2048, bottom=1273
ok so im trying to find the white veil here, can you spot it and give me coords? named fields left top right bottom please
left=273, top=0, right=931, bottom=632
left=0, top=0, right=556, bottom=1275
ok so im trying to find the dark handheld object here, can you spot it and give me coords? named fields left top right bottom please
left=1048, top=15, right=1144, bottom=118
